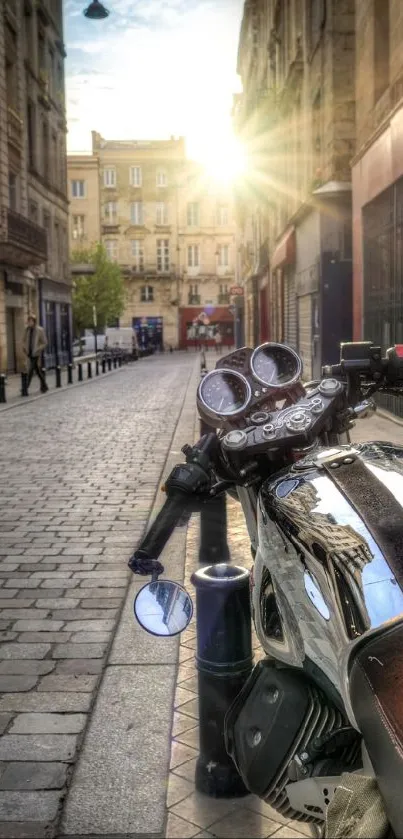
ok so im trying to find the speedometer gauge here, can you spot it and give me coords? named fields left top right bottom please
left=250, top=343, right=302, bottom=388
left=197, top=369, right=251, bottom=418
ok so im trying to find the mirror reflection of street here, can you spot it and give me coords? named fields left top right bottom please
left=135, top=581, right=193, bottom=636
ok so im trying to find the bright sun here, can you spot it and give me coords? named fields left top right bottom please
left=195, top=136, right=248, bottom=185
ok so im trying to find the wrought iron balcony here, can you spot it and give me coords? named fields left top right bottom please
left=218, top=293, right=230, bottom=304
left=188, top=294, right=201, bottom=305
left=0, top=207, right=47, bottom=267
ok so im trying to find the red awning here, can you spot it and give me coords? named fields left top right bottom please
left=272, top=227, right=296, bottom=270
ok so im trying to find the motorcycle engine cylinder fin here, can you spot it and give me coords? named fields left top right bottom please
left=224, top=660, right=351, bottom=824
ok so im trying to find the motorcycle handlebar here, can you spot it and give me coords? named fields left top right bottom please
left=323, top=343, right=403, bottom=388
left=132, top=492, right=190, bottom=563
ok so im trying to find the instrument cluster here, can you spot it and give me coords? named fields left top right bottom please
left=197, top=343, right=303, bottom=426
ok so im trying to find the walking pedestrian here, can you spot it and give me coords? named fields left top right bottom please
left=214, top=329, right=222, bottom=354
left=23, top=314, right=48, bottom=394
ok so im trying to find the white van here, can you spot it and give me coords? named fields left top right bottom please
left=73, top=334, right=106, bottom=356
left=105, top=327, right=139, bottom=358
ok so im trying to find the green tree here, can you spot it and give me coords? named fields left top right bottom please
left=71, top=243, right=125, bottom=335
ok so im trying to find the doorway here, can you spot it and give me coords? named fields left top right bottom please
left=6, top=308, right=17, bottom=373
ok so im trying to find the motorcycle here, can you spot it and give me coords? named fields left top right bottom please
left=129, top=340, right=403, bottom=838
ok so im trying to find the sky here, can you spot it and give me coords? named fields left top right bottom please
left=64, top=0, right=244, bottom=164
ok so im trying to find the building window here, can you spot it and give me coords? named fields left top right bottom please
left=156, top=202, right=168, bottom=225
left=187, top=202, right=199, bottom=226
left=71, top=180, right=85, bottom=198
left=157, top=239, right=170, bottom=272
left=130, top=166, right=142, bottom=186
left=27, top=100, right=36, bottom=169
left=43, top=211, right=51, bottom=271
left=72, top=215, right=85, bottom=241
left=51, top=132, right=58, bottom=187
left=131, top=239, right=144, bottom=272
left=103, top=167, right=116, bottom=188
left=5, top=24, right=18, bottom=111
left=42, top=120, right=49, bottom=179
left=308, top=0, right=325, bottom=52
left=187, top=245, right=200, bottom=268
left=29, top=201, right=38, bottom=223
left=156, top=170, right=167, bottom=187
left=374, top=0, right=390, bottom=102
left=104, top=201, right=117, bottom=223
left=105, top=239, right=118, bottom=261
left=218, top=245, right=229, bottom=267
left=141, top=285, right=154, bottom=302
left=8, top=172, right=18, bottom=211
left=219, top=284, right=229, bottom=303
left=189, top=284, right=200, bottom=304
left=217, top=206, right=229, bottom=225
left=130, top=201, right=143, bottom=225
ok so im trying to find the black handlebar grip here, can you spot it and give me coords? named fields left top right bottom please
left=134, top=492, right=189, bottom=561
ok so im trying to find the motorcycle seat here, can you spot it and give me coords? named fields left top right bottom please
left=349, top=619, right=403, bottom=837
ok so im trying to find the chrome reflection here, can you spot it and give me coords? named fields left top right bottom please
left=254, top=442, right=403, bottom=723
left=134, top=580, right=193, bottom=636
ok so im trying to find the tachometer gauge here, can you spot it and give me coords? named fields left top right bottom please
left=197, top=369, right=251, bottom=419
left=250, top=343, right=302, bottom=388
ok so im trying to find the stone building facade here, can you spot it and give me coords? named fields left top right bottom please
left=0, top=0, right=69, bottom=373
left=352, top=0, right=403, bottom=417
left=67, top=136, right=238, bottom=349
left=234, top=0, right=355, bottom=379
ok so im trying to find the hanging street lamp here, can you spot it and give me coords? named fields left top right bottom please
left=83, top=1, right=110, bottom=19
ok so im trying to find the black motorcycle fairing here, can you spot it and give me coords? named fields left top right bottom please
left=349, top=618, right=403, bottom=839
left=224, top=659, right=348, bottom=822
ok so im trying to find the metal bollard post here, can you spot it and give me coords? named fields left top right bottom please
left=113, top=356, right=117, bottom=369
left=102, top=358, right=106, bottom=374
left=78, top=363, right=83, bottom=382
left=118, top=355, right=122, bottom=367
left=96, top=360, right=99, bottom=376
left=0, top=374, right=6, bottom=403
left=191, top=564, right=253, bottom=797
left=67, top=364, right=73, bottom=385
left=41, top=368, right=47, bottom=388
left=199, top=413, right=230, bottom=565
left=55, top=366, right=61, bottom=388
left=87, top=361, right=92, bottom=379
left=108, top=357, right=112, bottom=371
left=20, top=372, right=28, bottom=397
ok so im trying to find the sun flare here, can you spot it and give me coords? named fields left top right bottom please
left=193, top=135, right=248, bottom=185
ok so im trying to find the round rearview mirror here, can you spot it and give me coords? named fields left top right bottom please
left=134, top=580, right=193, bottom=636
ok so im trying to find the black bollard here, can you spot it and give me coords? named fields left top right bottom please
left=96, top=360, right=99, bottom=376
left=191, top=564, right=253, bottom=797
left=41, top=367, right=47, bottom=388
left=108, top=357, right=112, bottom=371
left=67, top=364, right=73, bottom=385
left=87, top=361, right=92, bottom=379
left=55, top=366, right=61, bottom=388
left=102, top=358, right=106, bottom=374
left=0, top=373, right=6, bottom=403
left=20, top=372, right=28, bottom=397
left=199, top=416, right=230, bottom=564
left=78, top=363, right=83, bottom=382
left=113, top=356, right=117, bottom=369
left=118, top=355, right=122, bottom=367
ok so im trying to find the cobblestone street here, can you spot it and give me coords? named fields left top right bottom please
left=0, top=353, right=197, bottom=838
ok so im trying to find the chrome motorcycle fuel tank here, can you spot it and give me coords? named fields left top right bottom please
left=252, top=441, right=403, bottom=725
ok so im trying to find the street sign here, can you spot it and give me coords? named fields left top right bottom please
left=230, top=286, right=244, bottom=296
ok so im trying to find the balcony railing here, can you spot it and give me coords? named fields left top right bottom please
left=188, top=295, right=201, bottom=305
left=0, top=207, right=47, bottom=267
left=218, top=293, right=230, bottom=304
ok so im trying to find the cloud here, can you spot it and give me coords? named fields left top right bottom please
left=65, top=0, right=244, bottom=157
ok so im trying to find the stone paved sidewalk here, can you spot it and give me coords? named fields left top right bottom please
left=0, top=353, right=198, bottom=838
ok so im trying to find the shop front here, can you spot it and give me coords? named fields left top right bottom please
left=179, top=306, right=234, bottom=349
left=132, top=316, right=164, bottom=351
left=353, top=103, right=403, bottom=416
left=270, top=227, right=296, bottom=346
left=39, top=278, right=73, bottom=368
